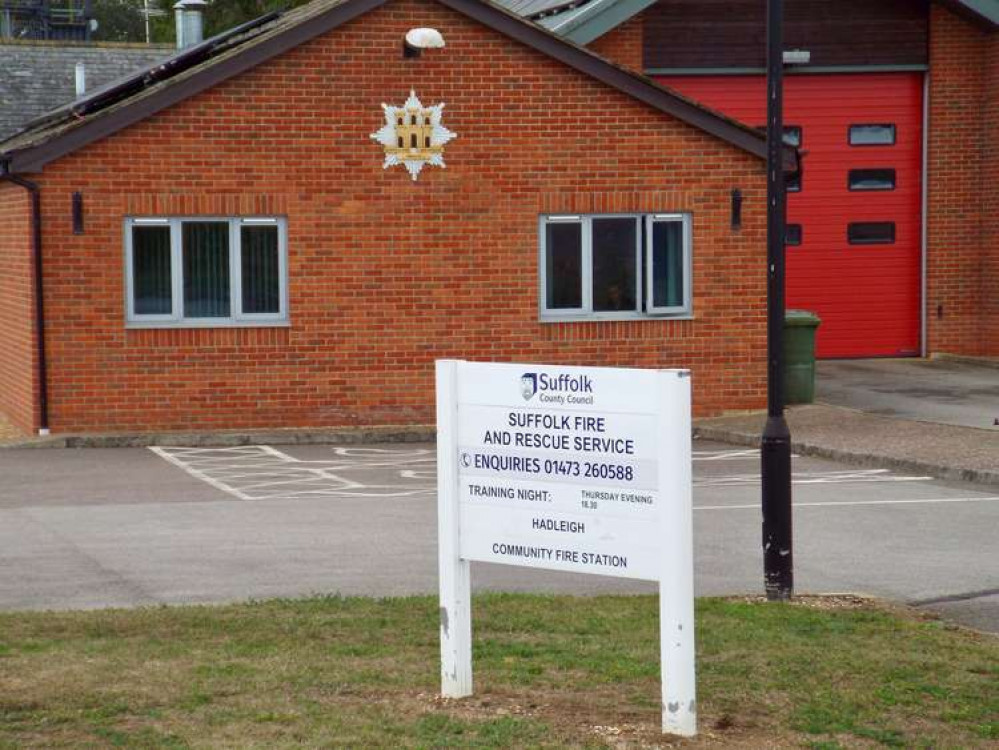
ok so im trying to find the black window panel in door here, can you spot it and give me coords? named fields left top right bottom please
left=848, top=222, right=895, bottom=245
left=849, top=124, right=896, bottom=146
left=849, top=169, right=896, bottom=191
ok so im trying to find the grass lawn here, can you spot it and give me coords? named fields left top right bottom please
left=0, top=594, right=995, bottom=748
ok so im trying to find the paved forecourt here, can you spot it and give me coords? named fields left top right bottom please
left=0, top=440, right=996, bottom=630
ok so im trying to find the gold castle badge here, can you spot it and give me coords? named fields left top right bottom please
left=370, top=90, right=457, bottom=181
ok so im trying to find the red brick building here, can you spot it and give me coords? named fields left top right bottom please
left=0, top=0, right=788, bottom=435
left=514, top=0, right=999, bottom=361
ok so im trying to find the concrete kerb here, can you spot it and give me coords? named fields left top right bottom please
left=4, top=418, right=997, bottom=489
left=0, top=425, right=437, bottom=450
left=694, top=424, right=999, bottom=489
left=930, top=353, right=999, bottom=370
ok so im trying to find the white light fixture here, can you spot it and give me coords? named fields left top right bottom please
left=404, top=27, right=445, bottom=57
left=782, top=49, right=811, bottom=65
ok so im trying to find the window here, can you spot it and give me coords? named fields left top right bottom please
left=126, top=217, right=287, bottom=326
left=849, top=169, right=896, bottom=191
left=849, top=124, right=896, bottom=146
left=848, top=222, right=895, bottom=245
left=786, top=224, right=802, bottom=246
left=540, top=213, right=691, bottom=319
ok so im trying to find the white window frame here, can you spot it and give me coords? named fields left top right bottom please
left=645, top=214, right=693, bottom=316
left=539, top=213, right=692, bottom=321
left=125, top=216, right=289, bottom=328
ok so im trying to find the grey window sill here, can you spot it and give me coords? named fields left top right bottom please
left=126, top=320, right=291, bottom=330
left=539, top=313, right=695, bottom=323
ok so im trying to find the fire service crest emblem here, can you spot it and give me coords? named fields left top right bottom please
left=370, top=90, right=457, bottom=181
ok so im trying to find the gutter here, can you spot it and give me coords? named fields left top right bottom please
left=0, top=161, right=50, bottom=435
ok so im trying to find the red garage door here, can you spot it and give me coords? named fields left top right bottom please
left=656, top=73, right=923, bottom=358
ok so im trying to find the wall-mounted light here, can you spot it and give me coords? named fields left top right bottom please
left=731, top=189, right=743, bottom=230
left=404, top=27, right=445, bottom=58
left=72, top=192, right=84, bottom=234
left=782, top=49, right=811, bottom=65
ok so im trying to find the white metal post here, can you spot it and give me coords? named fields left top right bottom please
left=659, top=371, right=696, bottom=736
left=436, top=360, right=473, bottom=697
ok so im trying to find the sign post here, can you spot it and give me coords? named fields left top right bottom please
left=435, top=360, right=696, bottom=736
left=436, top=359, right=473, bottom=697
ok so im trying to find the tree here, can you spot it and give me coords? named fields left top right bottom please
left=90, top=0, right=148, bottom=42
left=90, top=0, right=317, bottom=46
left=150, top=0, right=316, bottom=44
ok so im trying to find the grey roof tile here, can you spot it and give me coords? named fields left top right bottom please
left=0, top=41, right=172, bottom=140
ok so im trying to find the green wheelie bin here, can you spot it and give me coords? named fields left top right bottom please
left=783, top=310, right=821, bottom=404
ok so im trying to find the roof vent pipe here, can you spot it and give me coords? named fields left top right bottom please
left=174, top=0, right=207, bottom=49
left=74, top=62, right=86, bottom=97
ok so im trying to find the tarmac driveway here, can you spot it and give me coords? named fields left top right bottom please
left=817, top=357, right=999, bottom=431
left=1, top=441, right=996, bottom=632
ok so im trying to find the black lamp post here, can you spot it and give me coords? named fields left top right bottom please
left=762, top=0, right=794, bottom=601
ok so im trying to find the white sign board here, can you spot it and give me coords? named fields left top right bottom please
left=436, top=360, right=696, bottom=737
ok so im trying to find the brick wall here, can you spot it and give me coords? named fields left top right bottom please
left=0, top=183, right=37, bottom=434
left=926, top=5, right=986, bottom=356
left=983, top=33, right=999, bottom=356
left=23, top=0, right=768, bottom=433
left=588, top=14, right=643, bottom=72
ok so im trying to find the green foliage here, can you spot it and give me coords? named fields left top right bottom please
left=156, top=0, right=315, bottom=44
left=90, top=0, right=148, bottom=42
left=90, top=0, right=317, bottom=45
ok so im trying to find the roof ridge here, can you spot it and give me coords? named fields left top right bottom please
left=1, top=0, right=793, bottom=174
left=0, top=39, right=176, bottom=50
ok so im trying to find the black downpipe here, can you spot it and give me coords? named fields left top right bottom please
left=0, top=164, right=50, bottom=434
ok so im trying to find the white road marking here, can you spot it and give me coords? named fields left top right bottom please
left=152, top=445, right=952, bottom=504
left=151, top=447, right=257, bottom=500
left=695, top=469, right=931, bottom=487
left=693, top=449, right=806, bottom=461
left=693, top=449, right=760, bottom=461
left=695, top=496, right=999, bottom=511
left=150, top=445, right=436, bottom=501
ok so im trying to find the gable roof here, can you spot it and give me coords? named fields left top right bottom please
left=0, top=0, right=793, bottom=175
left=938, top=0, right=999, bottom=28
left=495, top=0, right=999, bottom=42
left=0, top=40, right=172, bottom=141
left=536, top=0, right=655, bottom=43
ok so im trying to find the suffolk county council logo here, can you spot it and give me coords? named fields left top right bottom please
left=370, top=90, right=457, bottom=181
left=520, top=373, right=538, bottom=401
